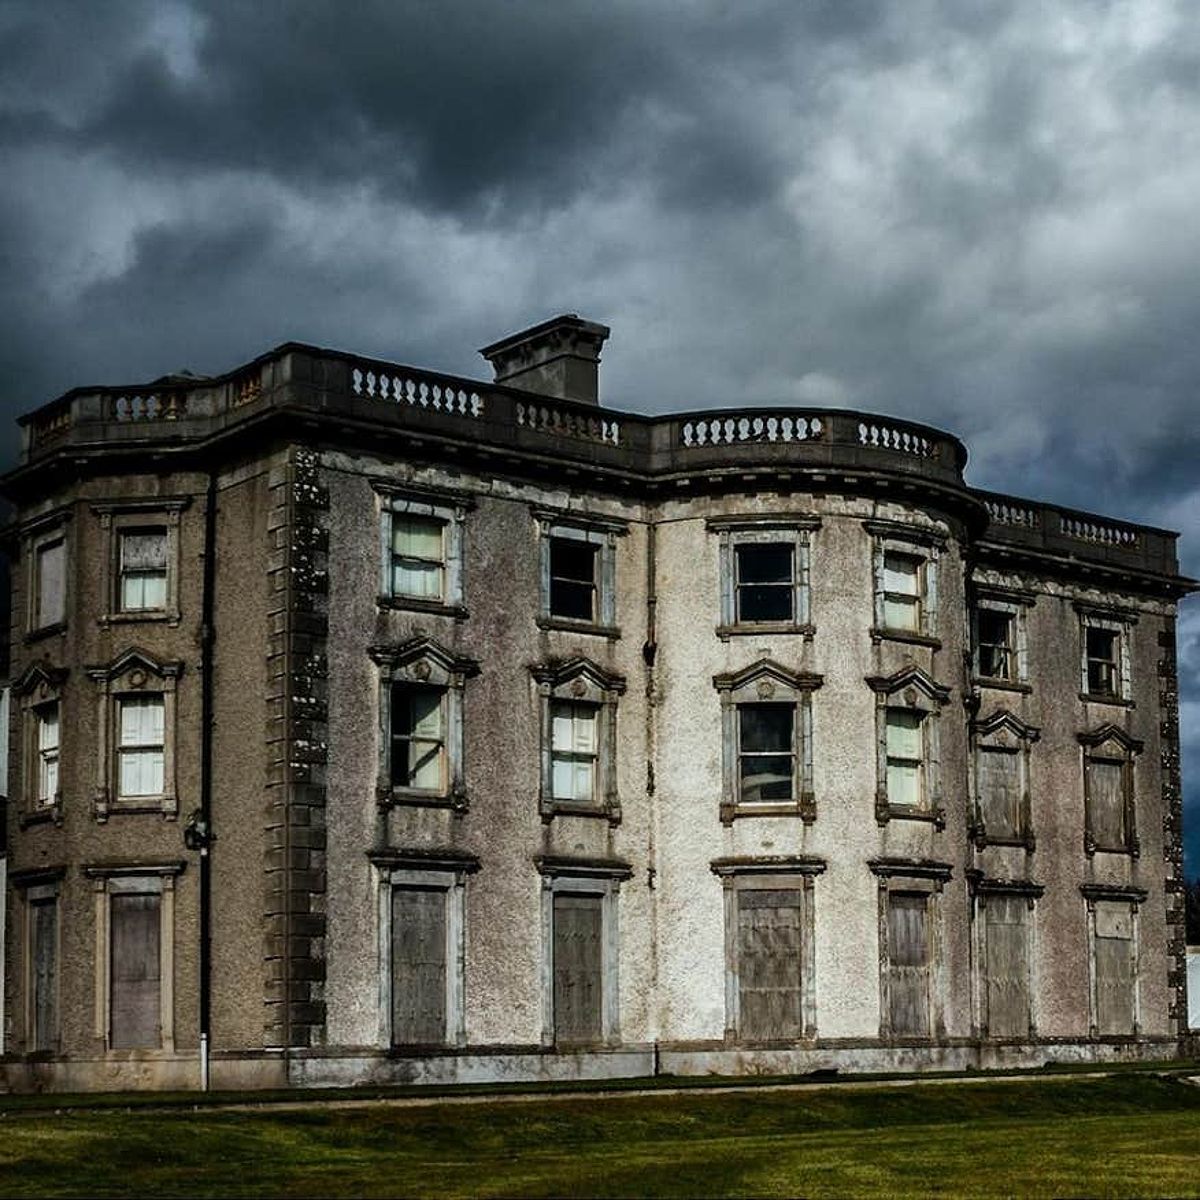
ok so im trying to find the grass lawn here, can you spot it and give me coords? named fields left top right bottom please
left=2, top=1072, right=1199, bottom=1198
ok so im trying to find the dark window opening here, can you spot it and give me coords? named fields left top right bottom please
left=390, top=684, right=445, bottom=790
left=1086, top=627, right=1119, bottom=695
left=735, top=543, right=794, bottom=623
left=549, top=539, right=597, bottom=621
left=738, top=704, right=795, bottom=803
left=976, top=609, right=1014, bottom=679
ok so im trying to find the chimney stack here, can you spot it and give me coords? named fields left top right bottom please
left=479, top=314, right=611, bottom=406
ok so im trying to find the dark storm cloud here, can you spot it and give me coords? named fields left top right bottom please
left=2, top=0, right=1199, bottom=860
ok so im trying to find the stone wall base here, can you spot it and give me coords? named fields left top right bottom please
left=0, top=1037, right=1184, bottom=1094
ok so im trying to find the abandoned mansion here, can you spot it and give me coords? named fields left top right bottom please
left=0, top=314, right=1192, bottom=1092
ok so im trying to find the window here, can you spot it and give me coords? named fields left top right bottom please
left=118, top=530, right=168, bottom=611
left=117, top=696, right=165, bottom=797
left=975, top=887, right=1038, bottom=1039
left=885, top=710, right=923, bottom=807
left=34, top=537, right=66, bottom=630
left=36, top=703, right=59, bottom=806
left=867, top=520, right=944, bottom=643
left=537, top=857, right=630, bottom=1048
left=867, top=665, right=950, bottom=827
left=969, top=710, right=1039, bottom=850
left=871, top=859, right=951, bottom=1039
left=85, top=649, right=181, bottom=820
left=372, top=851, right=477, bottom=1049
left=708, top=516, right=818, bottom=637
left=13, top=662, right=69, bottom=823
left=14, top=873, right=64, bottom=1054
left=376, top=489, right=469, bottom=615
left=533, top=658, right=625, bottom=822
left=371, top=637, right=479, bottom=811
left=712, top=858, right=823, bottom=1044
left=1077, top=605, right=1134, bottom=703
left=714, top=659, right=822, bottom=824
left=970, top=588, right=1033, bottom=688
left=390, top=685, right=445, bottom=791
left=550, top=701, right=598, bottom=803
left=1083, top=889, right=1144, bottom=1037
left=1079, top=725, right=1142, bottom=857
left=92, top=499, right=188, bottom=626
left=85, top=863, right=183, bottom=1053
left=536, top=509, right=626, bottom=635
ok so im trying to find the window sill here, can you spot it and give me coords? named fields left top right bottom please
left=720, top=796, right=816, bottom=826
left=870, top=628, right=941, bottom=650
left=716, top=623, right=815, bottom=642
left=970, top=830, right=1036, bottom=852
left=973, top=676, right=1031, bottom=694
left=98, top=610, right=181, bottom=627
left=1086, top=840, right=1140, bottom=859
left=377, top=595, right=468, bottom=620
left=1079, top=692, right=1134, bottom=708
left=19, top=805, right=61, bottom=830
left=540, top=799, right=622, bottom=826
left=875, top=803, right=946, bottom=830
left=537, top=616, right=621, bottom=640
left=379, top=787, right=468, bottom=814
left=24, top=621, right=67, bottom=644
left=100, top=799, right=177, bottom=820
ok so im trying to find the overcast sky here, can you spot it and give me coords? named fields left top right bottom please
left=3, top=0, right=1198, bottom=868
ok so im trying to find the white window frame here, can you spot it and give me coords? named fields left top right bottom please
left=534, top=508, right=626, bottom=636
left=370, top=636, right=479, bottom=812
left=375, top=486, right=470, bottom=617
left=532, top=658, right=625, bottom=824
left=1078, top=723, right=1143, bottom=858
left=870, top=858, right=952, bottom=1041
left=91, top=499, right=189, bottom=627
left=370, top=850, right=478, bottom=1050
left=1082, top=886, right=1145, bottom=1039
left=536, top=856, right=630, bottom=1049
left=84, top=862, right=184, bottom=1054
left=711, top=856, right=825, bottom=1044
left=1076, top=603, right=1135, bottom=704
left=707, top=514, right=819, bottom=640
left=865, top=519, right=944, bottom=645
left=968, top=709, right=1040, bottom=851
left=116, top=694, right=166, bottom=800
left=867, top=665, right=951, bottom=827
left=713, top=659, right=822, bottom=825
left=13, top=662, right=68, bottom=826
left=85, top=649, right=182, bottom=821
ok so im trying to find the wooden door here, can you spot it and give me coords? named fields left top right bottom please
left=391, top=887, right=447, bottom=1045
left=553, top=892, right=603, bottom=1044
left=738, top=889, right=803, bottom=1040
left=30, top=899, right=57, bottom=1052
left=110, top=893, right=161, bottom=1049
left=1095, top=903, right=1135, bottom=1035
left=985, top=895, right=1030, bottom=1037
left=888, top=893, right=930, bottom=1037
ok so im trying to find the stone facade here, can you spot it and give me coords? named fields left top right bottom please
left=0, top=316, right=1193, bottom=1092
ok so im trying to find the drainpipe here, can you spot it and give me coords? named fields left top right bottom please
left=642, top=519, right=660, bottom=1075
left=196, top=470, right=218, bottom=1089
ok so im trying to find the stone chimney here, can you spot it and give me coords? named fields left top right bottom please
left=479, top=314, right=611, bottom=406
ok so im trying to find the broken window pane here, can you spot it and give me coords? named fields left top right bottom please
left=549, top=538, right=597, bottom=621
left=390, top=685, right=445, bottom=790
left=976, top=608, right=1013, bottom=679
left=1086, top=627, right=1119, bottom=695
left=739, top=704, right=794, bottom=803
left=735, top=543, right=794, bottom=622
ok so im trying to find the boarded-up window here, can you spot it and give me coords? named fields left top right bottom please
left=738, top=889, right=803, bottom=1040
left=390, top=887, right=447, bottom=1045
left=35, top=538, right=65, bottom=628
left=984, top=896, right=1030, bottom=1037
left=1094, top=902, right=1135, bottom=1035
left=553, top=892, right=603, bottom=1044
left=110, top=893, right=161, bottom=1049
left=119, top=530, right=168, bottom=611
left=887, top=893, right=929, bottom=1036
left=1087, top=757, right=1127, bottom=849
left=30, top=898, right=57, bottom=1052
left=979, top=747, right=1020, bottom=839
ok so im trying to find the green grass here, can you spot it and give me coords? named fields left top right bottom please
left=2, top=1073, right=1199, bottom=1197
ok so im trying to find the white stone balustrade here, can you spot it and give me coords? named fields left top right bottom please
left=984, top=499, right=1040, bottom=528
left=351, top=366, right=483, bottom=419
left=679, top=414, right=822, bottom=447
left=857, top=421, right=936, bottom=458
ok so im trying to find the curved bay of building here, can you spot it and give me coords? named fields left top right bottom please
left=0, top=320, right=1191, bottom=1091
